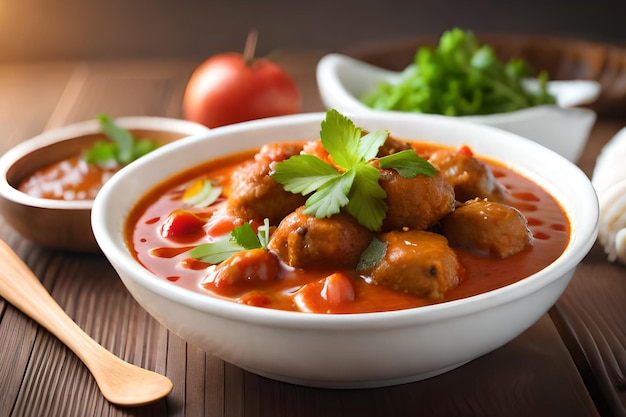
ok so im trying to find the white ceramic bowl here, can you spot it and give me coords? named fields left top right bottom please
left=92, top=112, right=598, bottom=388
left=316, top=53, right=601, bottom=162
left=0, top=117, right=209, bottom=252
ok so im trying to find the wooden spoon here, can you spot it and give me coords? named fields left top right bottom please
left=0, top=240, right=173, bottom=406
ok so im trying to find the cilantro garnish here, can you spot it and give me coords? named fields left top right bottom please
left=271, top=109, right=436, bottom=231
left=361, top=28, right=556, bottom=116
left=83, top=114, right=160, bottom=166
left=189, top=219, right=270, bottom=264
left=379, top=149, right=438, bottom=177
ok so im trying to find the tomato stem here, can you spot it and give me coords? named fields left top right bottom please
left=243, top=28, right=258, bottom=67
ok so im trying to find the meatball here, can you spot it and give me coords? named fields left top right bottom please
left=379, top=168, right=455, bottom=231
left=226, top=143, right=306, bottom=225
left=377, top=135, right=413, bottom=157
left=268, top=207, right=373, bottom=269
left=440, top=198, right=533, bottom=258
left=364, top=230, right=462, bottom=300
left=428, top=147, right=506, bottom=202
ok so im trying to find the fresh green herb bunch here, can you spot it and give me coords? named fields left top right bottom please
left=361, top=28, right=556, bottom=116
left=83, top=114, right=160, bottom=166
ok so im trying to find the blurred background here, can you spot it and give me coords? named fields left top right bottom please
left=0, top=0, right=624, bottom=62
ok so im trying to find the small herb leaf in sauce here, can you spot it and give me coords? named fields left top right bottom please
left=271, top=109, right=436, bottom=231
left=231, top=222, right=262, bottom=250
left=190, top=219, right=270, bottom=264
left=379, top=149, right=438, bottom=178
left=83, top=114, right=159, bottom=166
left=356, top=237, right=388, bottom=271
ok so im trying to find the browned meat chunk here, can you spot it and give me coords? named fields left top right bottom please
left=364, top=230, right=462, bottom=300
left=440, top=199, right=533, bottom=258
left=377, top=135, right=413, bottom=157
left=379, top=169, right=455, bottom=231
left=268, top=207, right=373, bottom=269
left=428, top=147, right=506, bottom=202
left=226, top=143, right=307, bottom=225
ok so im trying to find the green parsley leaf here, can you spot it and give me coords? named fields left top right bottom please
left=189, top=236, right=244, bottom=264
left=189, top=219, right=270, bottom=264
left=356, top=237, right=388, bottom=271
left=231, top=222, right=261, bottom=250
left=84, top=140, right=117, bottom=164
left=345, top=164, right=387, bottom=231
left=83, top=114, right=160, bottom=166
left=97, top=114, right=134, bottom=164
left=271, top=154, right=342, bottom=195
left=358, top=130, right=389, bottom=161
left=271, top=110, right=438, bottom=231
left=320, top=109, right=362, bottom=169
left=320, top=110, right=389, bottom=167
left=302, top=171, right=353, bottom=219
left=132, top=138, right=160, bottom=161
left=379, top=149, right=437, bottom=178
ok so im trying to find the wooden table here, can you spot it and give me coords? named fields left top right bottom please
left=0, top=50, right=624, bottom=417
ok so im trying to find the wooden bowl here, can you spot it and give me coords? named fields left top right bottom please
left=0, top=117, right=209, bottom=252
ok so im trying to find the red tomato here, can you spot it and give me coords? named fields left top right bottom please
left=160, top=210, right=206, bottom=241
left=182, top=52, right=301, bottom=128
left=203, top=249, right=279, bottom=296
left=457, top=144, right=474, bottom=157
left=321, top=273, right=356, bottom=306
left=294, top=272, right=356, bottom=313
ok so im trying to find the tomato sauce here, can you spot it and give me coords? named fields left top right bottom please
left=126, top=141, right=570, bottom=314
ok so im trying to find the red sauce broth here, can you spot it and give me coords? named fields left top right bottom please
left=126, top=141, right=570, bottom=314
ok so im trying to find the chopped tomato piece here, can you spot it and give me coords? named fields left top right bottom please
left=202, top=249, right=279, bottom=296
left=160, top=210, right=206, bottom=242
left=294, top=272, right=356, bottom=313
left=204, top=210, right=243, bottom=237
left=238, top=290, right=272, bottom=307
left=457, top=144, right=474, bottom=157
left=321, top=272, right=356, bottom=305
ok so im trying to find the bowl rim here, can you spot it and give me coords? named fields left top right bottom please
left=0, top=116, right=209, bottom=211
left=92, top=111, right=599, bottom=329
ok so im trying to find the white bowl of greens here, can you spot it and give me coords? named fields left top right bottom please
left=317, top=29, right=600, bottom=162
